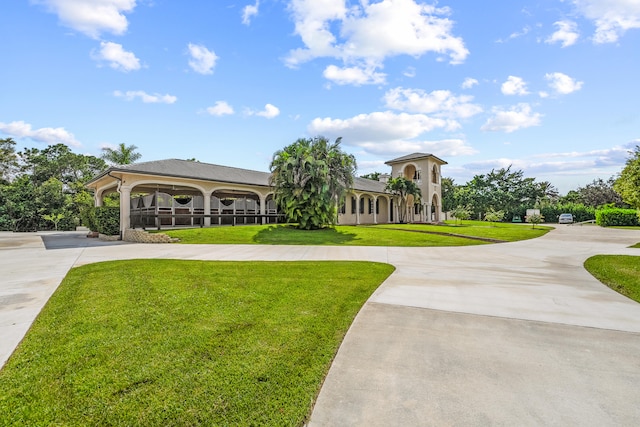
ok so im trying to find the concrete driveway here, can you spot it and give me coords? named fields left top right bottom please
left=1, top=225, right=639, bottom=425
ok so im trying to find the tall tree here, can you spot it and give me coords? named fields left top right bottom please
left=0, top=138, right=18, bottom=183
left=577, top=177, right=624, bottom=208
left=614, top=145, right=640, bottom=209
left=1, top=143, right=108, bottom=231
left=270, top=136, right=356, bottom=230
left=441, top=177, right=458, bottom=212
left=100, top=143, right=142, bottom=165
left=460, top=166, right=548, bottom=218
left=385, top=176, right=421, bottom=223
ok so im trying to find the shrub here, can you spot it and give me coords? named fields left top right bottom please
left=595, top=208, right=640, bottom=227
left=80, top=206, right=99, bottom=232
left=94, top=207, right=120, bottom=235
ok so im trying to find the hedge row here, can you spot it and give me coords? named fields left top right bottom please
left=94, top=207, right=120, bottom=235
left=595, top=208, right=640, bottom=227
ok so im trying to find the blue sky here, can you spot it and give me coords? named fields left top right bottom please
left=1, top=0, right=639, bottom=193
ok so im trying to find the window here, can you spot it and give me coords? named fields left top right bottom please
left=340, top=201, right=346, bottom=214
left=414, top=203, right=420, bottom=214
left=368, top=198, right=374, bottom=214
left=351, top=197, right=356, bottom=214
left=359, top=197, right=365, bottom=214
left=432, top=165, right=438, bottom=183
left=376, top=199, right=380, bottom=214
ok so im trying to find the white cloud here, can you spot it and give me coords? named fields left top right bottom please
left=461, top=77, right=478, bottom=89
left=286, top=0, right=468, bottom=84
left=34, top=0, right=136, bottom=38
left=187, top=43, right=218, bottom=75
left=545, top=72, right=584, bottom=95
left=242, top=1, right=260, bottom=25
left=359, top=138, right=477, bottom=157
left=481, top=103, right=542, bottom=133
left=463, top=141, right=637, bottom=177
left=113, top=90, right=177, bottom=104
left=501, top=76, right=529, bottom=96
left=383, top=87, right=483, bottom=121
left=497, top=26, right=531, bottom=43
left=307, top=110, right=477, bottom=157
left=91, top=41, right=140, bottom=72
left=403, top=67, right=416, bottom=78
left=572, top=0, right=640, bottom=43
left=323, top=64, right=386, bottom=86
left=206, top=101, right=235, bottom=116
left=248, top=104, right=280, bottom=119
left=309, top=111, right=449, bottom=142
left=0, top=120, right=81, bottom=147
left=546, top=20, right=580, bottom=47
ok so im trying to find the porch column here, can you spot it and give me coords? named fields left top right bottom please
left=259, top=195, right=266, bottom=225
left=355, top=194, right=361, bottom=225
left=94, top=191, right=104, bottom=207
left=426, top=203, right=433, bottom=223
left=373, top=196, right=378, bottom=224
left=203, top=190, right=212, bottom=227
left=119, top=185, right=132, bottom=236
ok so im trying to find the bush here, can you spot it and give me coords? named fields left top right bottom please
left=94, top=207, right=120, bottom=236
left=80, top=206, right=99, bottom=232
left=595, top=208, right=640, bottom=227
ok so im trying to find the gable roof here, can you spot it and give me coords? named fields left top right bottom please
left=88, top=159, right=273, bottom=187
left=385, top=152, right=447, bottom=165
left=87, top=159, right=389, bottom=193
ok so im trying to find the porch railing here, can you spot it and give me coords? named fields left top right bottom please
left=130, top=213, right=285, bottom=230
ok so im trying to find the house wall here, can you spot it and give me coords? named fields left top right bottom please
left=388, top=158, right=444, bottom=222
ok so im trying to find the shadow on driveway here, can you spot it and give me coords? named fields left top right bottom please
left=40, top=232, right=132, bottom=250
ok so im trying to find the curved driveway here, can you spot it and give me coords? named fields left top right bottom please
left=1, top=225, right=640, bottom=425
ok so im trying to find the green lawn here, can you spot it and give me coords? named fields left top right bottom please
left=0, top=260, right=395, bottom=426
left=160, top=221, right=551, bottom=246
left=584, top=255, right=640, bottom=303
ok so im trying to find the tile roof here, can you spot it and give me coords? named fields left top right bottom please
left=385, top=152, right=447, bottom=165
left=89, top=159, right=389, bottom=193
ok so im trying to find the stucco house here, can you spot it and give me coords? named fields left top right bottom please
left=86, top=152, right=446, bottom=235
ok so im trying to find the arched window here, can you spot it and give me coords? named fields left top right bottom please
left=432, top=165, right=439, bottom=183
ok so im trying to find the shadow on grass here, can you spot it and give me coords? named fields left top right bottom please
left=252, top=225, right=358, bottom=245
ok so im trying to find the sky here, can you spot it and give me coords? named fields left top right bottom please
left=1, top=0, right=639, bottom=194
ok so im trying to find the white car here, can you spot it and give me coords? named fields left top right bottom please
left=558, top=213, right=574, bottom=224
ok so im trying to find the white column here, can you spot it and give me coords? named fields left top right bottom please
left=355, top=194, right=361, bottom=225
left=373, top=196, right=378, bottom=224
left=203, top=190, right=212, bottom=227
left=260, top=195, right=266, bottom=225
left=94, top=190, right=104, bottom=207
left=119, top=186, right=132, bottom=236
left=426, top=203, right=433, bottom=223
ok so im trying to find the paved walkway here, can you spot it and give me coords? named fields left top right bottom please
left=1, top=226, right=639, bottom=425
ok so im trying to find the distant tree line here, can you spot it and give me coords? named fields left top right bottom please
left=0, top=138, right=140, bottom=232
left=362, top=145, right=640, bottom=224
left=438, top=149, right=640, bottom=222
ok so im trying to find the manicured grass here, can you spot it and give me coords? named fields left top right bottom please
left=0, top=260, right=395, bottom=426
left=161, top=221, right=550, bottom=246
left=377, top=220, right=552, bottom=242
left=584, top=255, right=640, bottom=303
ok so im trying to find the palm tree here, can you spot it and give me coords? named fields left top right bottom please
left=100, top=143, right=142, bottom=165
left=270, top=136, right=356, bottom=230
left=385, top=176, right=421, bottom=223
